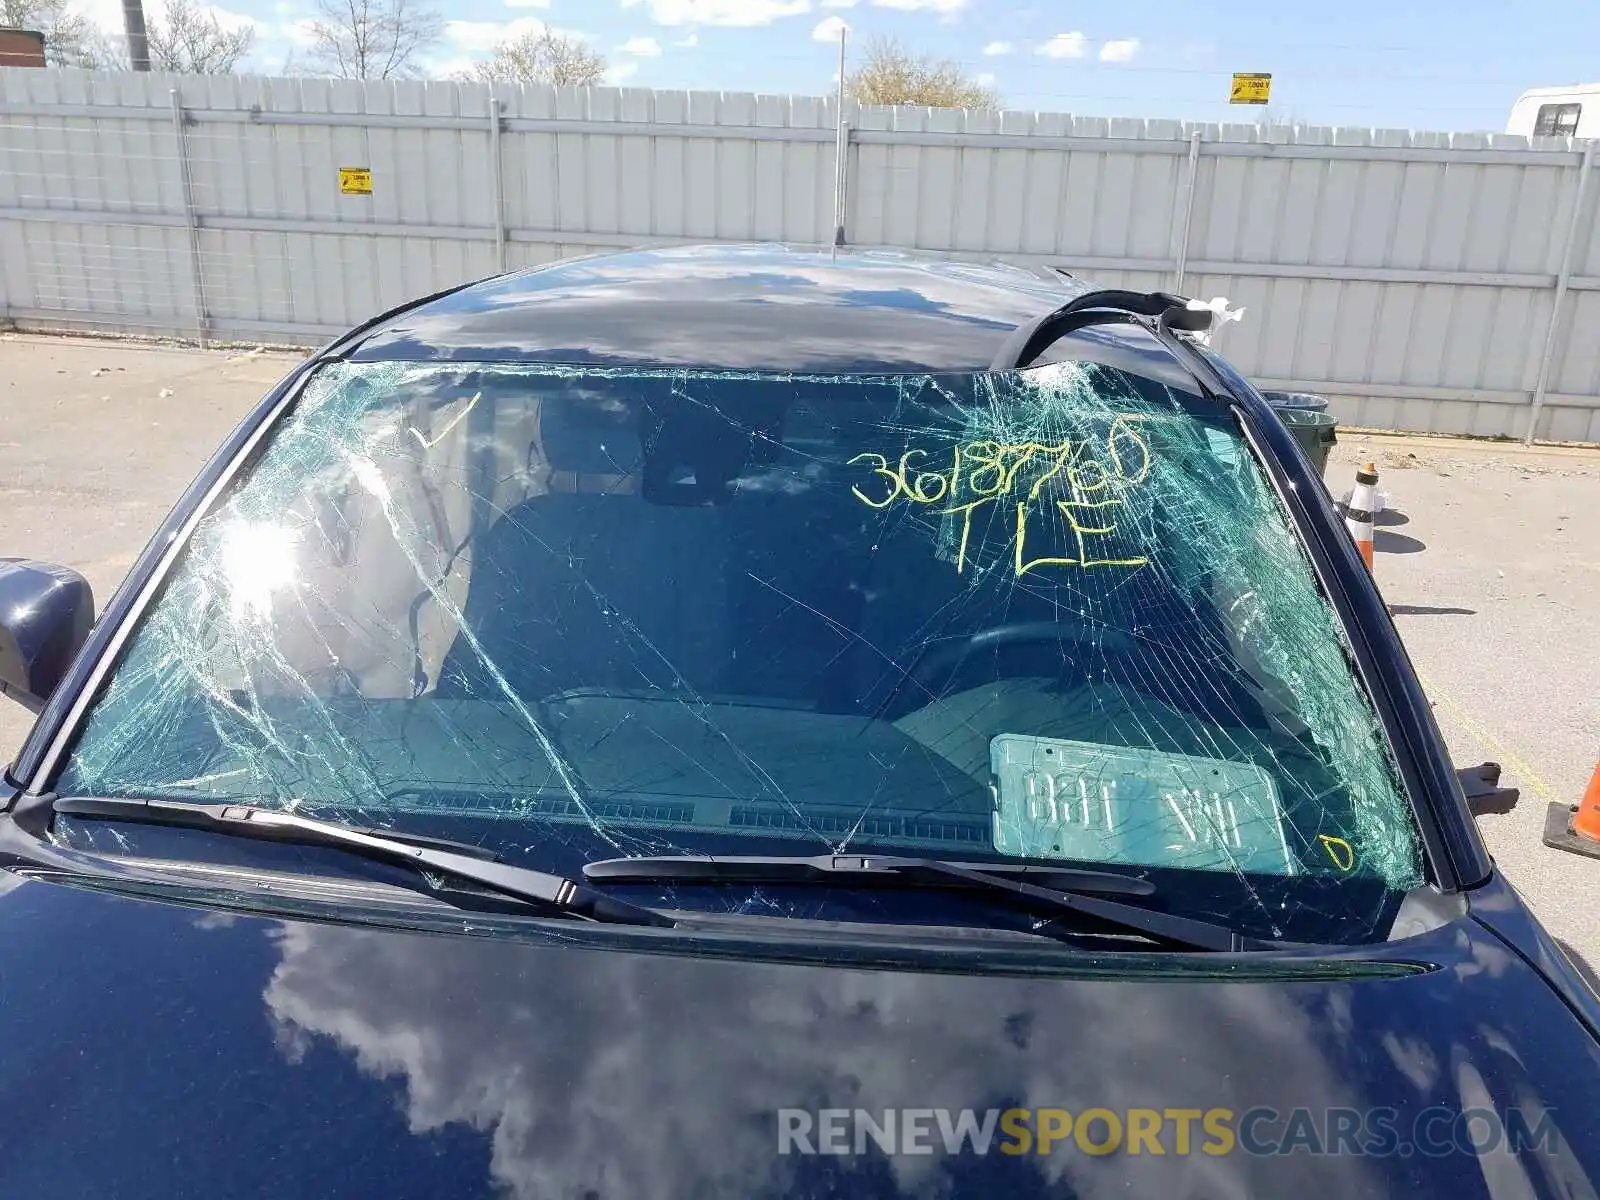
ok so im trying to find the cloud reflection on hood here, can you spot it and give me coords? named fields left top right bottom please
left=260, top=923, right=1389, bottom=1200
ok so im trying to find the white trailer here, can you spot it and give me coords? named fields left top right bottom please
left=1507, top=84, right=1600, bottom=137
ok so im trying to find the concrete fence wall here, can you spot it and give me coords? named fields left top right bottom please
left=3, top=67, right=1599, bottom=442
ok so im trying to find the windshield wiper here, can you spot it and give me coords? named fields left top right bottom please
left=584, top=853, right=1289, bottom=952
left=47, top=796, right=674, bottom=928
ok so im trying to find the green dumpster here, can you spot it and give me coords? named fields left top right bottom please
left=1260, top=390, right=1329, bottom=414
left=1276, top=408, right=1338, bottom=478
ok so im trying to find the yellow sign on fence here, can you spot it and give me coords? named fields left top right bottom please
left=338, top=167, right=373, bottom=195
left=1229, top=73, right=1272, bottom=104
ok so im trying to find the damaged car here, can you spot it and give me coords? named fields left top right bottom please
left=1, top=243, right=1597, bottom=1198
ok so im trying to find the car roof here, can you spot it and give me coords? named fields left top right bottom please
left=345, top=242, right=1123, bottom=375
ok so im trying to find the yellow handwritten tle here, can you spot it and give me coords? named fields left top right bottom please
left=848, top=418, right=1154, bottom=577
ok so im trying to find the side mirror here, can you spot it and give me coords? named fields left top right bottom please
left=0, top=559, right=95, bottom=713
left=1457, top=761, right=1520, bottom=817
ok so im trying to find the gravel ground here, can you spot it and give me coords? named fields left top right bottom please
left=2, top=332, right=1597, bottom=973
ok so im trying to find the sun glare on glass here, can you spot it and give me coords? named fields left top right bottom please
left=220, top=520, right=300, bottom=620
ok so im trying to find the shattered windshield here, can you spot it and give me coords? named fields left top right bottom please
left=55, top=358, right=1424, bottom=942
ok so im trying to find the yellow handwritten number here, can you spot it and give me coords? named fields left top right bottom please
left=1317, top=835, right=1355, bottom=872
left=961, top=441, right=1008, bottom=497
left=901, top=449, right=950, bottom=503
left=1107, top=417, right=1151, bottom=484
left=847, top=452, right=905, bottom=509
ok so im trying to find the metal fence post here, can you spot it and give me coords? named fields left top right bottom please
left=832, top=26, right=849, bottom=247
left=488, top=98, right=507, bottom=272
left=1525, top=138, right=1595, bottom=444
left=169, top=89, right=209, bottom=348
left=1172, top=130, right=1202, bottom=293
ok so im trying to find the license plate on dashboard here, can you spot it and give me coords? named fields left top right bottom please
left=989, top=734, right=1296, bottom=874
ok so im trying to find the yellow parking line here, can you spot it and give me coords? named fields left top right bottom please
left=1416, top=670, right=1560, bottom=804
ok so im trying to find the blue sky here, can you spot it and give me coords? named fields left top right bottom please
left=70, top=0, right=1600, bottom=131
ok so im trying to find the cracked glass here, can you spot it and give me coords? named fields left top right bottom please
left=54, top=358, right=1425, bottom=943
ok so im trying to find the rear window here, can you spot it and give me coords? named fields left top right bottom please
left=56, top=359, right=1424, bottom=941
left=1534, top=102, right=1582, bottom=136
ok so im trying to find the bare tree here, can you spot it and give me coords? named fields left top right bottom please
left=461, top=27, right=605, bottom=86
left=153, top=0, right=253, bottom=71
left=1253, top=105, right=1306, bottom=129
left=0, top=0, right=105, bottom=66
left=845, top=36, right=998, bottom=111
left=95, top=0, right=255, bottom=72
left=304, top=0, right=441, bottom=80
left=75, top=0, right=254, bottom=73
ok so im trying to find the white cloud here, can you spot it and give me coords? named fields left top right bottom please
left=66, top=0, right=125, bottom=32
left=71, top=0, right=260, bottom=34
left=982, top=40, right=1011, bottom=55
left=206, top=4, right=260, bottom=31
left=974, top=71, right=994, bottom=87
left=282, top=16, right=318, bottom=44
left=619, top=0, right=812, bottom=26
left=617, top=35, right=663, bottom=55
left=264, top=922, right=1336, bottom=1200
left=1035, top=31, right=1086, bottom=58
left=443, top=16, right=551, bottom=53
left=1098, top=37, right=1139, bottom=62
left=616, top=0, right=952, bottom=18
left=605, top=60, right=641, bottom=83
left=675, top=32, right=699, bottom=45
left=429, top=55, right=477, bottom=77
left=811, top=15, right=847, bottom=40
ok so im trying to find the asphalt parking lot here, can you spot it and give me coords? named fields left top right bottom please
left=2, top=332, right=1597, bottom=977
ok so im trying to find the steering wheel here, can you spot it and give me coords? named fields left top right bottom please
left=878, top=620, right=1132, bottom=716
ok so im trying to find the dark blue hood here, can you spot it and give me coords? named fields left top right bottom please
left=0, top=871, right=1596, bottom=1200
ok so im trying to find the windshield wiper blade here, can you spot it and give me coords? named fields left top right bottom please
left=586, top=853, right=1152, bottom=893
left=50, top=796, right=674, bottom=929
left=584, top=853, right=1286, bottom=952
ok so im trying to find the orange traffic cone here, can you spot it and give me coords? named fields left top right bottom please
left=1343, top=463, right=1380, bottom=571
left=1543, top=759, right=1600, bottom=859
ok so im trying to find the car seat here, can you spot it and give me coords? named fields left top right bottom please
left=435, top=387, right=736, bottom=704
